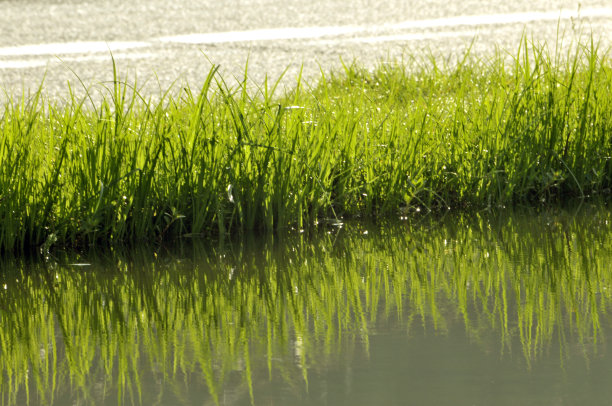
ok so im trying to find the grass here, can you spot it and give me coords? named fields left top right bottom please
left=1, top=205, right=611, bottom=405
left=1, top=38, right=611, bottom=253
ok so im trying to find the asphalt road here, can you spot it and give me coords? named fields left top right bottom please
left=1, top=0, right=611, bottom=102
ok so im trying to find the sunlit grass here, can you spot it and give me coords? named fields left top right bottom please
left=0, top=205, right=611, bottom=405
left=1, top=38, right=611, bottom=254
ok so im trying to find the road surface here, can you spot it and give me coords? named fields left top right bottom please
left=1, top=0, right=611, bottom=102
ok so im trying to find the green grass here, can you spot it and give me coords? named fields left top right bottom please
left=1, top=205, right=611, bottom=405
left=1, top=38, right=611, bottom=253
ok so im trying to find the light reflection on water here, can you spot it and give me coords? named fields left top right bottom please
left=1, top=203, right=611, bottom=405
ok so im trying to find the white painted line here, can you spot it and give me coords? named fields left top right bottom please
left=0, top=41, right=150, bottom=57
left=1, top=7, right=610, bottom=72
left=326, top=30, right=479, bottom=44
left=389, top=8, right=612, bottom=30
left=158, top=7, right=612, bottom=45
left=158, top=26, right=364, bottom=44
left=0, top=52, right=154, bottom=70
left=0, top=59, right=49, bottom=69
left=61, top=52, right=155, bottom=63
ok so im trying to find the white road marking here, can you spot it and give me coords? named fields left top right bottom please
left=158, top=26, right=364, bottom=44
left=159, top=8, right=611, bottom=45
left=0, top=52, right=155, bottom=69
left=0, top=41, right=150, bottom=57
left=0, top=7, right=610, bottom=70
left=321, top=30, right=479, bottom=45
left=0, top=59, right=49, bottom=69
left=389, top=8, right=612, bottom=30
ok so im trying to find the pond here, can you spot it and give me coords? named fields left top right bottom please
left=1, top=202, right=612, bottom=405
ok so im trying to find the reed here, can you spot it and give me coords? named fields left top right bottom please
left=1, top=39, right=611, bottom=253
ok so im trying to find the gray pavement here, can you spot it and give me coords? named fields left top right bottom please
left=1, top=0, right=611, bottom=102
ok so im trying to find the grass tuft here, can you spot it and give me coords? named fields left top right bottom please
left=1, top=38, right=611, bottom=253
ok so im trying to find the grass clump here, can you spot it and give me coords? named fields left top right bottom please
left=1, top=39, right=611, bottom=253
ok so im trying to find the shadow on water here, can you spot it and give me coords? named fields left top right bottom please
left=1, top=202, right=612, bottom=405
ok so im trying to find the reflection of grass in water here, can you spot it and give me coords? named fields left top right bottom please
left=1, top=205, right=611, bottom=404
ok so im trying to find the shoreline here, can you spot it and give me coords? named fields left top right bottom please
left=1, top=39, right=611, bottom=255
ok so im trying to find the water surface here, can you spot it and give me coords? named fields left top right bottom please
left=2, top=203, right=612, bottom=405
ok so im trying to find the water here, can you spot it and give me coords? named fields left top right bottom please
left=1, top=203, right=612, bottom=405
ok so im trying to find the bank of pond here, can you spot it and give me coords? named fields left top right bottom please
left=1, top=204, right=612, bottom=405
left=1, top=39, right=611, bottom=254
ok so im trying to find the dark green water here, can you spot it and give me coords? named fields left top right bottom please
left=2, top=203, right=612, bottom=405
